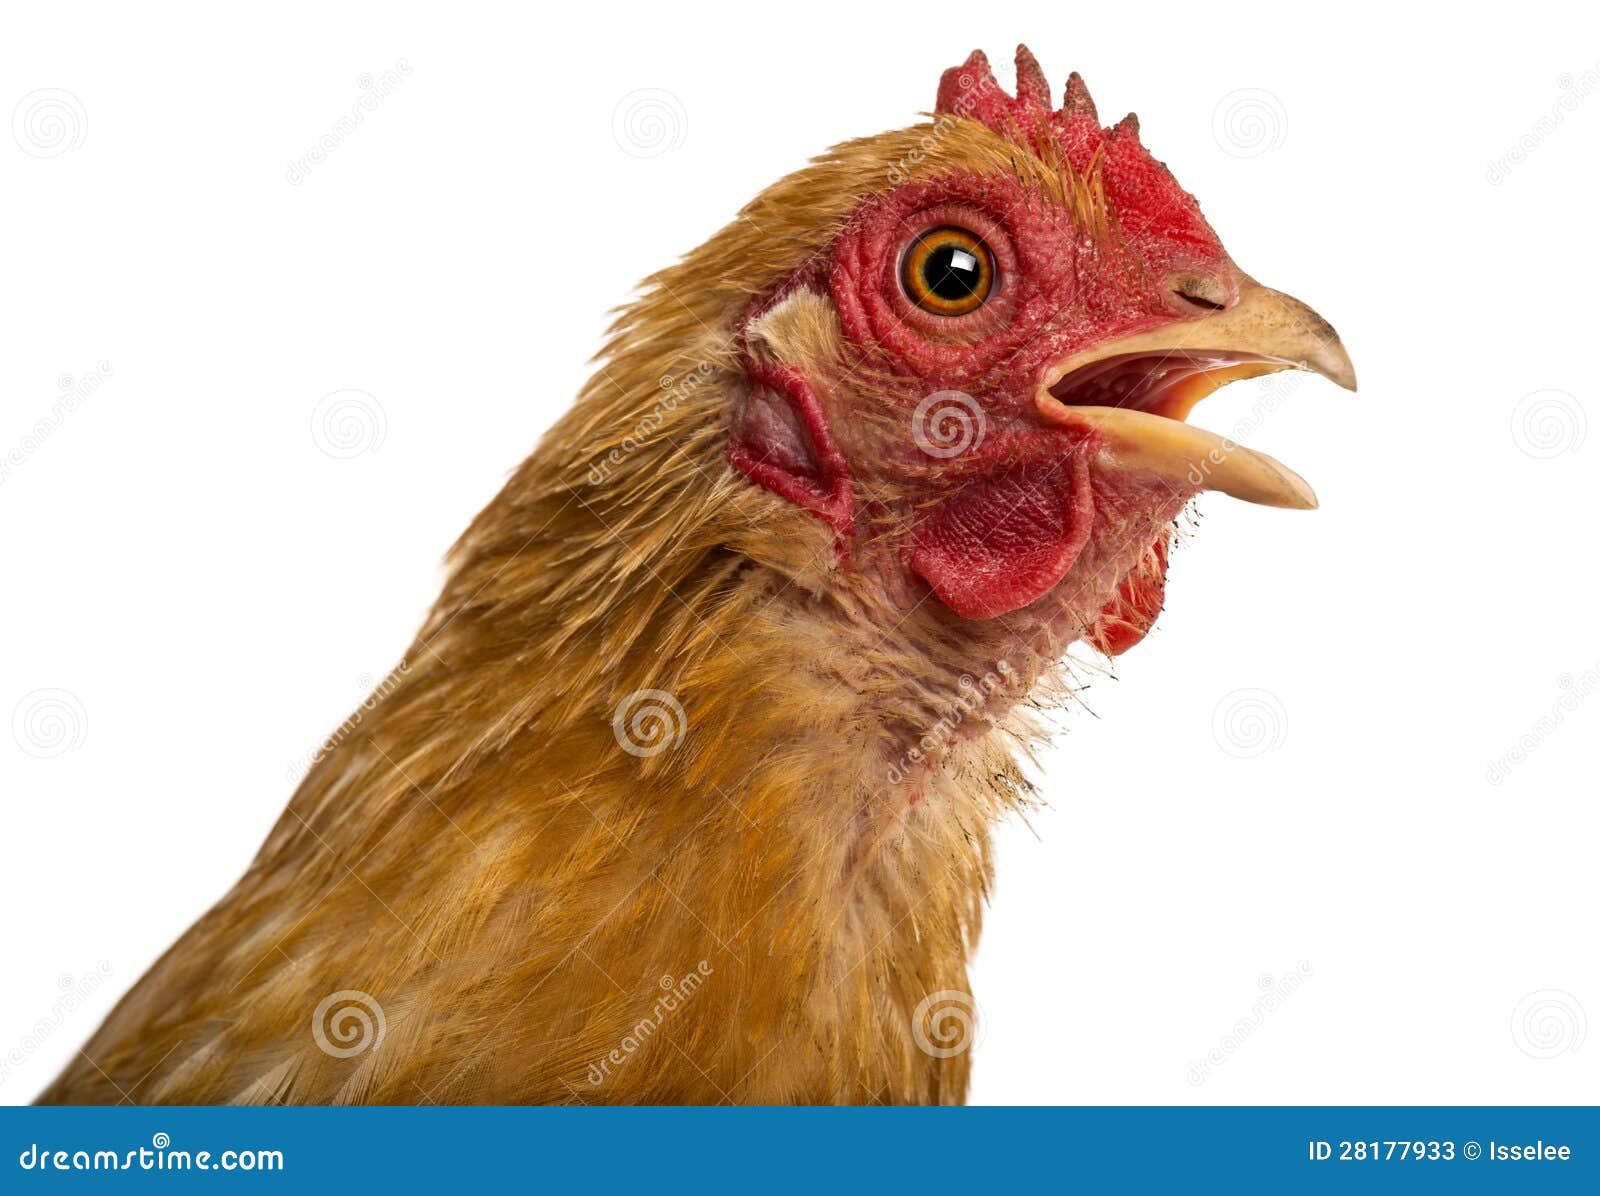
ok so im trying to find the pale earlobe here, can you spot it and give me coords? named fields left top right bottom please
left=727, top=358, right=854, bottom=536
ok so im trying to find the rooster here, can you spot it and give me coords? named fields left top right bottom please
left=42, top=46, right=1353, bottom=1106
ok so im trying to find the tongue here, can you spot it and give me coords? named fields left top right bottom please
left=910, top=454, right=1094, bottom=620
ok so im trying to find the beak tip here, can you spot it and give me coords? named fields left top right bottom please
left=1310, top=345, right=1357, bottom=393
left=1284, top=481, right=1319, bottom=511
left=1268, top=464, right=1319, bottom=511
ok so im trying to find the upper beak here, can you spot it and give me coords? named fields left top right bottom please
left=1035, top=277, right=1356, bottom=509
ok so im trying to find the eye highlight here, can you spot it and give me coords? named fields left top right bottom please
left=900, top=226, right=996, bottom=317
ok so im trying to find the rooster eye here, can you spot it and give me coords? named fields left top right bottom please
left=900, top=226, right=996, bottom=317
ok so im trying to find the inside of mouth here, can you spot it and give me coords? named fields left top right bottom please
left=1047, top=351, right=1284, bottom=422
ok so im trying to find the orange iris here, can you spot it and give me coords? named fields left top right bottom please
left=900, top=226, right=996, bottom=317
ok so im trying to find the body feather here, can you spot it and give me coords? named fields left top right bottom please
left=42, top=116, right=1181, bottom=1106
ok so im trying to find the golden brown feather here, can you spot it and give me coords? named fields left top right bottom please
left=40, top=117, right=1189, bottom=1106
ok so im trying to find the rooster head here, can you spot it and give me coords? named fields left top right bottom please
left=725, top=45, right=1354, bottom=650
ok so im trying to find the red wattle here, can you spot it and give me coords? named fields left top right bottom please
left=909, top=454, right=1094, bottom=620
left=1087, top=535, right=1168, bottom=656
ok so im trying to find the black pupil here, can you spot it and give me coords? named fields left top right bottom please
left=921, top=241, right=983, bottom=301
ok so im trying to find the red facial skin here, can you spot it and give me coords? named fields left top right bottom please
left=729, top=48, right=1236, bottom=648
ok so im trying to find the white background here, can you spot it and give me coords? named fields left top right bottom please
left=3, top=2, right=1595, bottom=1105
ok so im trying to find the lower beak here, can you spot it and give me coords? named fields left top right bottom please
left=1035, top=278, right=1356, bottom=509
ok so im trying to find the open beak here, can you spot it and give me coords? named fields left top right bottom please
left=1034, top=277, right=1356, bottom=509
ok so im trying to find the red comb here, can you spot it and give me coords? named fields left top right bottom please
left=930, top=45, right=1219, bottom=254
left=935, top=45, right=1134, bottom=155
